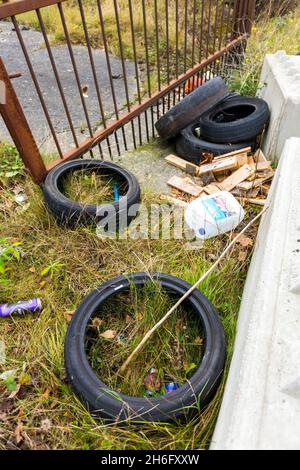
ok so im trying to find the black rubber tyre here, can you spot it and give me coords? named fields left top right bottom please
left=155, top=77, right=229, bottom=140
left=198, top=96, right=270, bottom=144
left=65, top=272, right=226, bottom=423
left=176, top=122, right=256, bottom=163
left=43, top=159, right=141, bottom=228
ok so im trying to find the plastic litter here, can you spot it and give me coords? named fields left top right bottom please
left=0, top=298, right=42, bottom=317
left=143, top=367, right=161, bottom=396
left=113, top=183, right=119, bottom=201
left=165, top=382, right=180, bottom=393
left=185, top=191, right=244, bottom=240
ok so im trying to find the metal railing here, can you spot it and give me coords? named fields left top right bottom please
left=0, top=0, right=256, bottom=183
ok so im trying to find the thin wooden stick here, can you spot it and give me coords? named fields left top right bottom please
left=119, top=206, right=268, bottom=373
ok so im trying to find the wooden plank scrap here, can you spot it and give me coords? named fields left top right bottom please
left=165, top=154, right=199, bottom=176
left=236, top=197, right=266, bottom=206
left=202, top=183, right=223, bottom=195
left=199, top=156, right=238, bottom=175
left=237, top=170, right=274, bottom=191
left=167, top=175, right=203, bottom=197
left=218, top=164, right=254, bottom=192
left=213, top=146, right=252, bottom=160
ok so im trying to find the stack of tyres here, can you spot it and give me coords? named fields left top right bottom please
left=155, top=77, right=270, bottom=164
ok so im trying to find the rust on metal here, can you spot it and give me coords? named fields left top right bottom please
left=0, top=0, right=66, bottom=20
left=47, top=35, right=248, bottom=170
left=0, top=58, right=47, bottom=184
left=36, top=7, right=79, bottom=149
left=0, top=0, right=256, bottom=183
left=8, top=72, right=22, bottom=79
left=12, top=16, right=63, bottom=158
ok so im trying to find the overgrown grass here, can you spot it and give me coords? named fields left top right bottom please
left=86, top=281, right=204, bottom=396
left=18, top=0, right=224, bottom=89
left=19, top=1, right=192, bottom=63
left=229, top=6, right=300, bottom=95
left=0, top=141, right=259, bottom=450
left=64, top=169, right=127, bottom=204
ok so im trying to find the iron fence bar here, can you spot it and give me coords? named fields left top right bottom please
left=218, top=0, right=226, bottom=50
left=78, top=0, right=110, bottom=158
left=141, top=0, right=153, bottom=140
left=154, top=0, right=161, bottom=116
left=212, top=1, right=221, bottom=78
left=183, top=0, right=188, bottom=73
left=0, top=57, right=47, bottom=184
left=46, top=34, right=247, bottom=169
left=175, top=0, right=179, bottom=79
left=238, top=0, right=245, bottom=34
left=174, top=0, right=179, bottom=103
left=96, top=0, right=122, bottom=155
left=58, top=3, right=93, bottom=141
left=246, top=0, right=256, bottom=34
left=197, top=0, right=205, bottom=86
left=191, top=0, right=196, bottom=68
left=36, top=8, right=79, bottom=149
left=11, top=16, right=63, bottom=158
left=0, top=0, right=67, bottom=20
left=165, top=0, right=170, bottom=109
left=206, top=0, right=213, bottom=58
left=128, top=0, right=143, bottom=145
left=113, top=0, right=136, bottom=149
left=226, top=1, right=235, bottom=41
left=212, top=0, right=219, bottom=54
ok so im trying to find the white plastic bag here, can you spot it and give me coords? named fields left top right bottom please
left=185, top=191, right=244, bottom=240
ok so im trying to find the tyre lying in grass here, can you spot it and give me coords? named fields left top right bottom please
left=65, top=272, right=226, bottom=423
left=43, top=159, right=141, bottom=228
left=175, top=122, right=256, bottom=163
left=155, top=77, right=229, bottom=140
left=198, top=96, right=270, bottom=144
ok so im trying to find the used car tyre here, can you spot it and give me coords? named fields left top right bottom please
left=176, top=122, right=255, bottom=163
left=198, top=96, right=270, bottom=144
left=155, top=77, right=229, bottom=140
left=65, top=272, right=226, bottom=423
left=43, top=159, right=141, bottom=228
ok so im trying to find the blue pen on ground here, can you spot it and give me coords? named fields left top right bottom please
left=113, top=183, right=119, bottom=201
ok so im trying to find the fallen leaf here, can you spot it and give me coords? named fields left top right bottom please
left=125, top=315, right=135, bottom=324
left=29, top=266, right=36, bottom=273
left=4, top=199, right=13, bottom=209
left=194, top=336, right=203, bottom=346
left=136, top=311, right=143, bottom=322
left=238, top=250, right=247, bottom=262
left=91, top=317, right=103, bottom=328
left=14, top=420, right=24, bottom=445
left=64, top=310, right=74, bottom=322
left=100, top=329, right=116, bottom=340
left=237, top=234, right=253, bottom=248
left=40, top=389, right=50, bottom=400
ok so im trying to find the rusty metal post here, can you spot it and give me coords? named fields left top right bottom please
left=246, top=0, right=256, bottom=34
left=0, top=58, right=47, bottom=184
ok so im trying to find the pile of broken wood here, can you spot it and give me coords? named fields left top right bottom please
left=165, top=146, right=274, bottom=206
